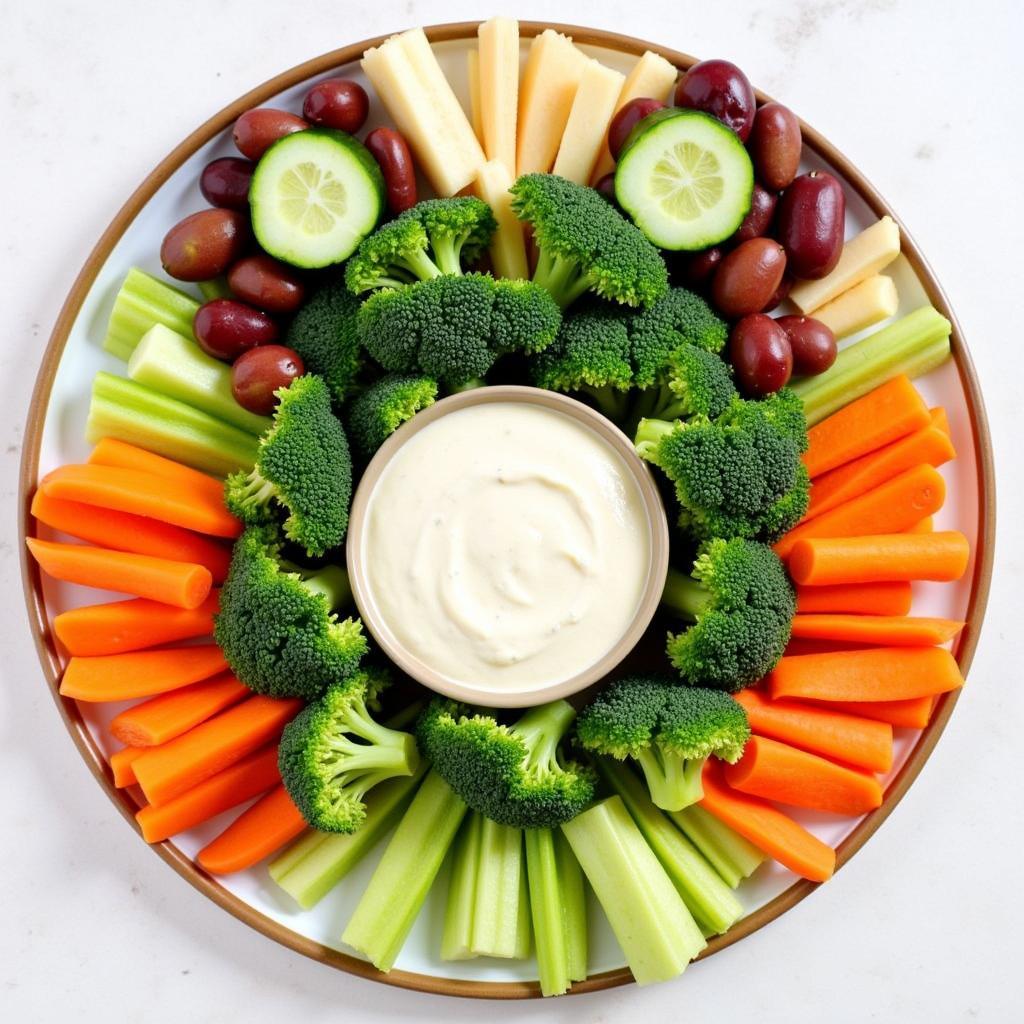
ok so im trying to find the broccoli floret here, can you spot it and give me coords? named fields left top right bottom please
left=718, top=387, right=809, bottom=453
left=510, top=173, right=668, bottom=309
left=345, top=197, right=497, bottom=293
left=284, top=281, right=362, bottom=406
left=416, top=698, right=596, bottom=828
left=661, top=538, right=795, bottom=691
left=577, top=676, right=750, bottom=810
left=358, top=273, right=560, bottom=388
left=278, top=667, right=421, bottom=833
left=644, top=344, right=738, bottom=422
left=224, top=375, right=352, bottom=556
left=346, top=373, right=438, bottom=457
left=214, top=525, right=368, bottom=700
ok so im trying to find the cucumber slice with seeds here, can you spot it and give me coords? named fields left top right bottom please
left=615, top=109, right=754, bottom=251
left=250, top=128, right=384, bottom=269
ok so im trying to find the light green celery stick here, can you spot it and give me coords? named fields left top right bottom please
left=87, top=372, right=258, bottom=476
left=128, top=325, right=272, bottom=436
left=562, top=797, right=705, bottom=986
left=441, top=813, right=482, bottom=960
left=514, top=862, right=532, bottom=960
left=555, top=829, right=587, bottom=982
left=471, top=818, right=526, bottom=959
left=197, top=277, right=231, bottom=301
left=792, top=305, right=951, bottom=425
left=104, top=268, right=200, bottom=361
left=269, top=766, right=428, bottom=909
left=342, top=770, right=468, bottom=972
left=669, top=804, right=765, bottom=888
left=599, top=760, right=743, bottom=936
left=525, top=828, right=577, bottom=996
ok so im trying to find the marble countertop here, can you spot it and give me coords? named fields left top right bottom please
left=1, top=1, right=1019, bottom=1020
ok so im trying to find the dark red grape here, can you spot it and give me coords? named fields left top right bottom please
left=233, top=108, right=308, bottom=161
left=711, top=238, right=787, bottom=318
left=364, top=127, right=417, bottom=214
left=232, top=345, right=304, bottom=415
left=731, top=183, right=778, bottom=244
left=673, top=247, right=724, bottom=290
left=608, top=97, right=668, bottom=158
left=776, top=172, right=846, bottom=279
left=199, top=158, right=255, bottom=210
left=594, top=173, right=618, bottom=203
left=675, top=59, right=756, bottom=141
left=749, top=102, right=802, bottom=191
left=194, top=299, right=278, bottom=361
left=227, top=255, right=305, bottom=314
left=729, top=314, right=793, bottom=396
left=775, top=315, right=837, bottom=376
left=302, top=78, right=369, bottom=133
left=161, top=210, right=249, bottom=282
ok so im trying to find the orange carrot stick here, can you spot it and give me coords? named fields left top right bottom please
left=42, top=463, right=239, bottom=538
left=804, top=415, right=955, bottom=520
left=803, top=376, right=931, bottom=478
left=774, top=464, right=946, bottom=560
left=27, top=537, right=212, bottom=609
left=789, top=531, right=970, bottom=585
left=31, top=491, right=231, bottom=582
left=110, top=672, right=250, bottom=747
left=790, top=614, right=964, bottom=647
left=929, top=407, right=950, bottom=436
left=700, top=761, right=835, bottom=882
left=804, top=696, right=935, bottom=730
left=197, top=785, right=307, bottom=874
left=136, top=745, right=281, bottom=843
left=110, top=746, right=146, bottom=787
left=724, top=735, right=883, bottom=815
left=905, top=516, right=933, bottom=533
left=768, top=647, right=964, bottom=703
left=785, top=638, right=868, bottom=657
left=795, top=581, right=912, bottom=616
left=735, top=689, right=893, bottom=773
left=133, top=696, right=302, bottom=805
left=59, top=645, right=227, bottom=702
left=89, top=438, right=227, bottom=505
left=53, top=593, right=219, bottom=657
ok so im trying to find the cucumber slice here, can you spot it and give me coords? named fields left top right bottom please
left=250, top=128, right=385, bottom=269
left=615, top=109, right=754, bottom=251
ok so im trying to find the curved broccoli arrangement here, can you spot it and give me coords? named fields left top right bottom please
left=358, top=273, right=561, bottom=388
left=576, top=676, right=750, bottom=810
left=661, top=537, right=795, bottom=691
left=284, top=281, right=363, bottom=406
left=213, top=525, right=367, bottom=700
left=416, top=698, right=596, bottom=828
left=278, top=667, right=420, bottom=832
left=224, top=375, right=353, bottom=557
left=346, top=374, right=438, bottom=458
left=510, top=173, right=669, bottom=309
left=345, top=197, right=497, bottom=294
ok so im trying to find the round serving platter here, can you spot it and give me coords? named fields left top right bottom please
left=18, top=21, right=995, bottom=999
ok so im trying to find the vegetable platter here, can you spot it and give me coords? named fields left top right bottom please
left=19, top=20, right=994, bottom=1000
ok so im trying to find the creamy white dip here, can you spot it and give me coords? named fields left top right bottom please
left=360, top=402, right=651, bottom=694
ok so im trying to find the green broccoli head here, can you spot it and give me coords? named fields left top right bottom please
left=490, top=277, right=564, bottom=356
left=718, top=387, right=809, bottom=454
left=213, top=525, right=368, bottom=700
left=576, top=675, right=750, bottom=810
left=510, top=173, right=668, bottom=309
left=657, top=344, right=738, bottom=421
left=346, top=374, right=438, bottom=458
left=345, top=197, right=496, bottom=293
left=278, top=667, right=420, bottom=832
left=416, top=698, right=597, bottom=828
left=661, top=538, right=795, bottom=691
left=284, top=281, right=363, bottom=406
left=224, top=375, right=352, bottom=557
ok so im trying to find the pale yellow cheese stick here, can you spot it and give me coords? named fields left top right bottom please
left=553, top=59, right=626, bottom=185
left=475, top=160, right=530, bottom=280
left=812, top=275, right=899, bottom=340
left=467, top=50, right=483, bottom=144
left=478, top=17, right=519, bottom=176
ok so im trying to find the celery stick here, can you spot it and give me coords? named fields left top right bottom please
left=471, top=818, right=527, bottom=959
left=128, top=324, right=272, bottom=436
left=669, top=804, right=765, bottom=888
left=556, top=830, right=587, bottom=983
left=342, top=770, right=467, bottom=972
left=562, top=797, right=705, bottom=986
left=104, top=268, right=200, bottom=361
left=514, top=863, right=532, bottom=961
left=269, top=767, right=427, bottom=909
left=792, top=306, right=952, bottom=425
left=197, top=277, right=231, bottom=301
left=87, top=371, right=258, bottom=476
left=599, top=760, right=743, bottom=936
left=441, top=813, right=482, bottom=960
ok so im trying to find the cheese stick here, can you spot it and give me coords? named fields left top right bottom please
left=478, top=17, right=519, bottom=176
left=475, top=160, right=529, bottom=280
left=553, top=59, right=626, bottom=184
left=813, top=275, right=899, bottom=340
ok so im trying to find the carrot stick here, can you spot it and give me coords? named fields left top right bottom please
left=905, top=516, right=933, bottom=533
left=53, top=592, right=219, bottom=657
left=700, top=761, right=835, bottom=882
left=136, top=745, right=281, bottom=843
left=31, top=491, right=231, bottom=582
left=790, top=614, right=964, bottom=647
left=768, top=647, right=964, bottom=702
left=26, top=537, right=212, bottom=609
left=197, top=785, right=306, bottom=874
left=803, top=375, right=931, bottom=478
left=735, top=689, right=893, bottom=773
left=89, top=438, right=226, bottom=505
left=58, top=644, right=227, bottom=702
left=774, top=464, right=946, bottom=560
left=110, top=672, right=249, bottom=747
left=789, top=531, right=970, bottom=585
left=724, top=735, right=883, bottom=815
left=785, top=638, right=868, bottom=657
left=929, top=407, right=950, bottom=436
left=41, top=463, right=239, bottom=538
left=110, top=746, right=146, bottom=787
left=804, top=696, right=935, bottom=729
left=804, top=415, right=955, bottom=520
left=795, top=581, right=912, bottom=616
left=133, top=696, right=302, bottom=805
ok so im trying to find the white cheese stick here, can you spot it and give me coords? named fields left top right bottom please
left=552, top=59, right=626, bottom=185
left=467, top=49, right=483, bottom=143
left=478, top=17, right=519, bottom=177
left=475, top=160, right=529, bottom=280
left=812, top=275, right=899, bottom=340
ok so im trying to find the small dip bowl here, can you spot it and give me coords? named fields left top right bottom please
left=346, top=385, right=670, bottom=708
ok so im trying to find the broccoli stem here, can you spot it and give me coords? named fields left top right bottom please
left=292, top=564, right=352, bottom=610
left=633, top=746, right=705, bottom=812
left=581, top=384, right=630, bottom=423
left=398, top=247, right=445, bottom=284
left=532, top=249, right=594, bottom=310
left=332, top=696, right=420, bottom=779
left=430, top=231, right=469, bottom=276
left=661, top=566, right=713, bottom=621
left=514, top=700, right=577, bottom=777
left=633, top=416, right=675, bottom=460
left=668, top=804, right=765, bottom=889
left=451, top=378, right=486, bottom=393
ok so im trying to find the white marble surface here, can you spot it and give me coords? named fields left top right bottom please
left=1, top=0, right=1020, bottom=1019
